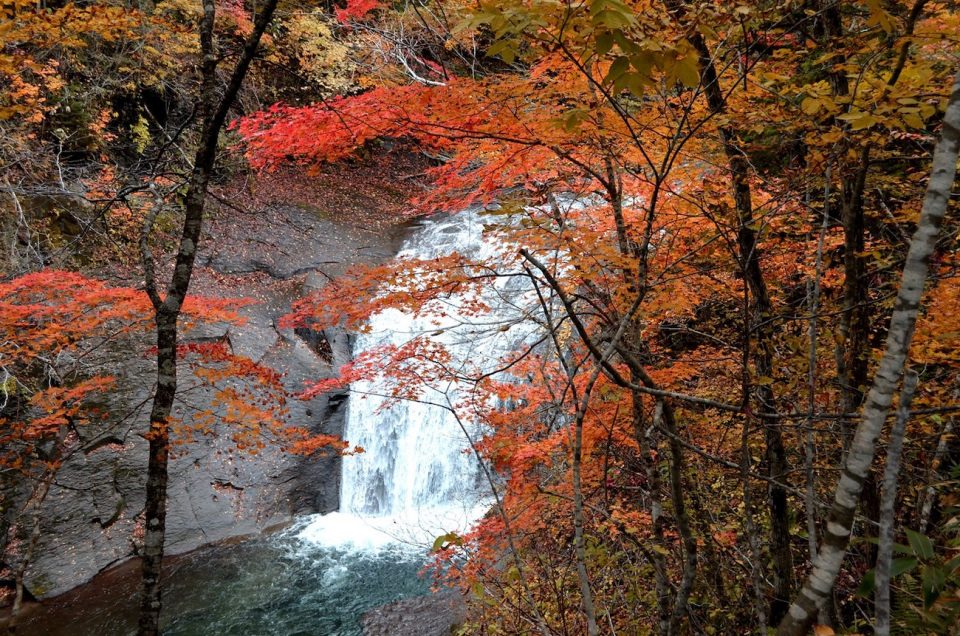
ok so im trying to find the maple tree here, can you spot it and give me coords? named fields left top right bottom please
left=238, top=0, right=960, bottom=634
left=1, top=0, right=351, bottom=633
left=0, top=271, right=150, bottom=633
left=0, top=271, right=294, bottom=633
left=130, top=0, right=284, bottom=633
left=0, top=0, right=958, bottom=633
left=0, top=271, right=338, bottom=635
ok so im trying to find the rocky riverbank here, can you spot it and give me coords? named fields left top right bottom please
left=1, top=153, right=430, bottom=605
left=361, top=591, right=468, bottom=636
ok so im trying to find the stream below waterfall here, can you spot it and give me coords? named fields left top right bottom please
left=7, top=209, right=519, bottom=635
left=7, top=522, right=431, bottom=636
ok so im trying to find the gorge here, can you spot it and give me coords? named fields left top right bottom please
left=4, top=2, right=960, bottom=634
left=4, top=182, right=505, bottom=636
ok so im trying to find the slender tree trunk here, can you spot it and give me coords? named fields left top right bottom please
left=6, top=478, right=47, bottom=636
left=687, top=30, right=794, bottom=623
left=806, top=187, right=837, bottom=627
left=875, top=369, right=919, bottom=636
left=776, top=65, right=960, bottom=636
left=613, top=201, right=698, bottom=634
left=6, top=424, right=68, bottom=635
left=138, top=309, right=183, bottom=636
left=636, top=396, right=670, bottom=636
left=659, top=398, right=697, bottom=636
left=524, top=245, right=693, bottom=634
left=571, top=405, right=599, bottom=636
left=837, top=149, right=884, bottom=570
left=827, top=0, right=930, bottom=578
left=743, top=414, right=769, bottom=636
left=917, top=416, right=954, bottom=533
left=136, top=2, right=279, bottom=634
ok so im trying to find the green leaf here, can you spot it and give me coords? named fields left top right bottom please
left=613, top=29, right=639, bottom=54
left=604, top=56, right=630, bottom=85
left=906, top=528, right=935, bottom=560
left=856, top=568, right=875, bottom=596
left=596, top=31, right=614, bottom=56
left=858, top=558, right=918, bottom=597
left=891, top=556, right=919, bottom=576
left=859, top=537, right=914, bottom=555
left=624, top=72, right=648, bottom=97
left=698, top=22, right=719, bottom=40
left=629, top=51, right=655, bottom=76
left=592, top=9, right=631, bottom=28
left=922, top=565, right=947, bottom=609
left=431, top=531, right=463, bottom=552
left=612, top=72, right=632, bottom=96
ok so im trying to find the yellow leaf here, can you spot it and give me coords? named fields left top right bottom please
left=675, top=58, right=700, bottom=88
left=903, top=113, right=925, bottom=129
left=801, top=97, right=821, bottom=115
left=821, top=130, right=844, bottom=143
left=850, top=114, right=878, bottom=130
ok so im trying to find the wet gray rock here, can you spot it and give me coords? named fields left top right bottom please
left=9, top=203, right=414, bottom=599
left=362, top=591, right=467, bottom=636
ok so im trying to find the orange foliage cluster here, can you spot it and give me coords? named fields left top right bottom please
left=237, top=0, right=960, bottom=633
left=0, top=270, right=342, bottom=479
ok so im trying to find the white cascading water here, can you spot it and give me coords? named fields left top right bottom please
left=298, top=208, right=535, bottom=551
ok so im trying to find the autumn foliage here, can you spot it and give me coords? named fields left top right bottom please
left=238, top=1, right=960, bottom=634
left=0, top=270, right=310, bottom=475
left=2, top=0, right=960, bottom=634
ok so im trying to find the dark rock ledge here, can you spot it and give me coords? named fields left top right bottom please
left=362, top=591, right=468, bottom=636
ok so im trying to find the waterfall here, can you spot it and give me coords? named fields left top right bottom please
left=299, top=208, right=532, bottom=550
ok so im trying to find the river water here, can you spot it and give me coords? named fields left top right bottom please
left=10, top=525, right=430, bottom=636
left=9, top=209, right=528, bottom=635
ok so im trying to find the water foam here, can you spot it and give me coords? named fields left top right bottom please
left=296, top=209, right=518, bottom=554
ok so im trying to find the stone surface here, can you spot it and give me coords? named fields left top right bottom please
left=362, top=591, right=468, bottom=636
left=9, top=202, right=415, bottom=599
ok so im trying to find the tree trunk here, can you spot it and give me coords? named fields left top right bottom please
left=635, top=395, right=670, bottom=636
left=776, top=65, right=960, bottom=636
left=136, top=2, right=280, bottom=634
left=689, top=30, right=795, bottom=623
left=917, top=416, right=954, bottom=533
left=875, top=369, right=919, bottom=636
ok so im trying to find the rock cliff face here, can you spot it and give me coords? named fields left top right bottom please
left=8, top=197, right=414, bottom=599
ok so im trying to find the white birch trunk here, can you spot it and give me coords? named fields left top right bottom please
left=776, top=65, right=960, bottom=636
